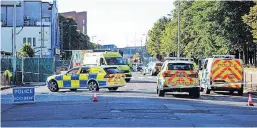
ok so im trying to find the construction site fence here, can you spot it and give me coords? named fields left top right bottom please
left=1, top=57, right=57, bottom=84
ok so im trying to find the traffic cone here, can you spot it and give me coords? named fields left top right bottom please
left=247, top=92, right=254, bottom=106
left=93, top=88, right=98, bottom=102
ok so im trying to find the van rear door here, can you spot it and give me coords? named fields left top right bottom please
left=211, top=59, right=243, bottom=88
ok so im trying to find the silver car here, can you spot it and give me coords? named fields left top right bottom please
left=142, top=61, right=163, bottom=76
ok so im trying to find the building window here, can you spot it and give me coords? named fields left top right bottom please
left=28, top=38, right=32, bottom=45
left=33, top=38, right=36, bottom=46
left=23, top=38, right=26, bottom=44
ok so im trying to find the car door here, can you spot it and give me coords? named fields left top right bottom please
left=201, top=60, right=208, bottom=86
left=79, top=67, right=90, bottom=88
left=63, top=67, right=80, bottom=88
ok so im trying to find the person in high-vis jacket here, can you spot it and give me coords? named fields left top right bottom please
left=3, top=70, right=12, bottom=86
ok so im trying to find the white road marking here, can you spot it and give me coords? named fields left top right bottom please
left=138, top=77, right=144, bottom=79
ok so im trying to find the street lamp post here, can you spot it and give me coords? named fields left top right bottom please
left=12, top=0, right=17, bottom=84
left=177, top=0, right=181, bottom=58
left=141, top=34, right=145, bottom=63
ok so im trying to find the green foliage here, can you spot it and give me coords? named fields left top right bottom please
left=19, top=43, right=35, bottom=57
left=243, top=4, right=257, bottom=41
left=147, top=1, right=255, bottom=61
left=59, top=15, right=95, bottom=59
left=146, top=16, right=169, bottom=56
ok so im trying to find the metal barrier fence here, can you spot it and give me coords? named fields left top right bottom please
left=55, top=60, right=71, bottom=74
left=0, top=57, right=55, bottom=84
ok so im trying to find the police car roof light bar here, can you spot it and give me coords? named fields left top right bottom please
left=212, top=55, right=235, bottom=59
left=164, top=57, right=194, bottom=62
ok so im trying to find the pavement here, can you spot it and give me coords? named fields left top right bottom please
left=1, top=82, right=46, bottom=90
left=1, top=72, right=257, bottom=127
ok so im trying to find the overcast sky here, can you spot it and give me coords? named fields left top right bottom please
left=57, top=0, right=175, bottom=48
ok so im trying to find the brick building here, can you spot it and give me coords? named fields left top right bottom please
left=60, top=11, right=87, bottom=35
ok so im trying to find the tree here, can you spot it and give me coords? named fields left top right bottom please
left=243, top=3, right=257, bottom=41
left=19, top=43, right=35, bottom=57
left=59, top=15, right=95, bottom=59
left=146, top=16, right=169, bottom=57
left=152, top=0, right=254, bottom=63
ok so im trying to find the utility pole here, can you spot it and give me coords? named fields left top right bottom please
left=60, top=22, right=64, bottom=59
left=40, top=2, right=43, bottom=58
left=177, top=0, right=180, bottom=58
left=12, top=0, right=17, bottom=84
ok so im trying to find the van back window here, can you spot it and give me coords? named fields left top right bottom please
left=104, top=67, right=120, bottom=74
left=168, top=63, right=194, bottom=70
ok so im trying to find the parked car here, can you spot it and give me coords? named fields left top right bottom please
left=142, top=61, right=163, bottom=76
left=132, top=63, right=145, bottom=72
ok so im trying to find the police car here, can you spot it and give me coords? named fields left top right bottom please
left=157, top=57, right=200, bottom=98
left=46, top=66, right=126, bottom=92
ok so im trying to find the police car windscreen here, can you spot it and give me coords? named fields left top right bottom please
left=104, top=67, right=120, bottom=74
left=168, top=63, right=194, bottom=70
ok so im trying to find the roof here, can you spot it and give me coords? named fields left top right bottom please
left=166, top=60, right=193, bottom=64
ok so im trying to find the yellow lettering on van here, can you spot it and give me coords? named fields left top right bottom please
left=217, top=64, right=236, bottom=67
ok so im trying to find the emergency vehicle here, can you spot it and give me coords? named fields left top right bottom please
left=200, top=55, right=244, bottom=96
left=81, top=50, right=132, bottom=82
left=157, top=57, right=200, bottom=98
left=46, top=66, right=126, bottom=92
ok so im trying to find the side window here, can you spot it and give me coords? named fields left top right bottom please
left=203, top=60, right=208, bottom=69
left=28, top=37, right=32, bottom=45
left=80, top=68, right=90, bottom=74
left=66, top=68, right=79, bottom=74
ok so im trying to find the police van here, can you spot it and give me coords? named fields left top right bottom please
left=200, top=55, right=244, bottom=95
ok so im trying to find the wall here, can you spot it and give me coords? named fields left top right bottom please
left=61, top=11, right=87, bottom=35
left=1, top=26, right=51, bottom=56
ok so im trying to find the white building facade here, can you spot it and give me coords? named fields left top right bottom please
left=1, top=0, right=59, bottom=57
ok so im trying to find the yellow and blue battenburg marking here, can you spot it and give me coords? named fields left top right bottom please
left=54, top=73, right=107, bottom=88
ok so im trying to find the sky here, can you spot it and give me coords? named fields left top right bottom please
left=57, top=0, right=175, bottom=48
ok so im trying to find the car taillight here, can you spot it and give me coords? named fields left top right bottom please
left=162, top=72, right=172, bottom=77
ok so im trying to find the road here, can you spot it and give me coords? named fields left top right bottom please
left=1, top=72, right=257, bottom=127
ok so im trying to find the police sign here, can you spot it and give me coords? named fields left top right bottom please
left=13, top=87, right=35, bottom=103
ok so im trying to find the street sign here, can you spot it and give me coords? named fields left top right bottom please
left=13, top=87, right=35, bottom=103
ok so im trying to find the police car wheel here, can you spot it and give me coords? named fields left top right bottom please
left=88, top=81, right=98, bottom=91
left=190, top=88, right=200, bottom=98
left=158, top=89, right=165, bottom=97
left=204, top=87, right=211, bottom=94
left=125, top=79, right=131, bottom=82
left=238, top=87, right=243, bottom=96
left=48, top=80, right=59, bottom=92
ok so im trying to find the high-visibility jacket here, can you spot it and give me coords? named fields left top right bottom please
left=3, top=70, right=12, bottom=78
